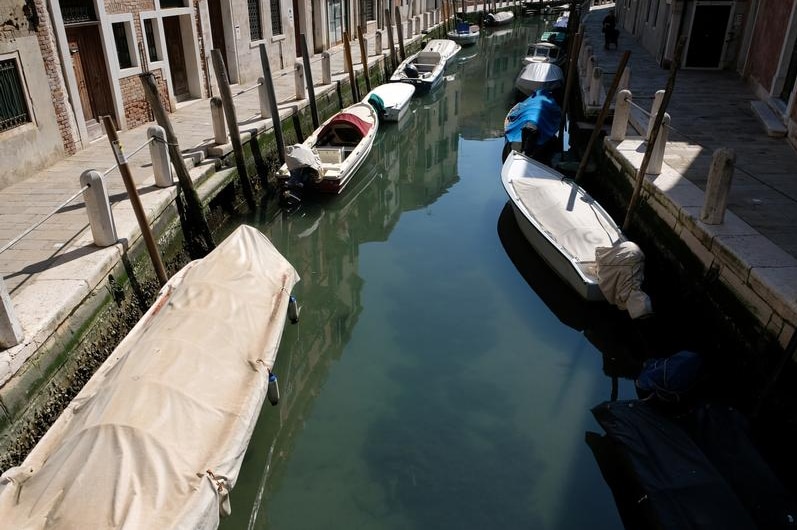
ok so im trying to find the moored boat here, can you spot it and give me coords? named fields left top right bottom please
left=522, top=41, right=567, bottom=67
left=500, top=150, right=624, bottom=301
left=503, top=89, right=561, bottom=163
left=0, top=224, right=300, bottom=529
left=485, top=10, right=514, bottom=26
left=390, top=48, right=448, bottom=95
left=277, top=102, right=378, bottom=204
left=420, top=38, right=462, bottom=63
left=514, top=61, right=564, bottom=97
left=365, top=83, right=415, bottom=122
left=447, top=20, right=480, bottom=46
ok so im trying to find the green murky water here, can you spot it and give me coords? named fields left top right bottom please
left=220, top=16, right=641, bottom=530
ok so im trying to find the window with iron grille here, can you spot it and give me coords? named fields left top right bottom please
left=271, top=0, right=283, bottom=35
left=363, top=0, right=374, bottom=22
left=249, top=0, right=263, bottom=40
left=112, top=22, right=133, bottom=68
left=144, top=19, right=159, bottom=62
left=1, top=58, right=31, bottom=132
left=59, top=0, right=96, bottom=24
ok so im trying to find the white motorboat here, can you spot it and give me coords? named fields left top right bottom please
left=390, top=49, right=447, bottom=94
left=276, top=101, right=379, bottom=201
left=365, top=83, right=415, bottom=122
left=421, top=38, right=462, bottom=63
left=522, top=41, right=566, bottom=67
left=0, top=225, right=300, bottom=529
left=514, top=61, right=564, bottom=97
left=485, top=10, right=514, bottom=26
left=501, top=150, right=624, bottom=301
left=447, top=20, right=480, bottom=46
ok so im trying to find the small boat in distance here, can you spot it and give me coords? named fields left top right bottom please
left=277, top=102, right=378, bottom=205
left=448, top=20, right=480, bottom=46
left=365, top=83, right=415, bottom=122
left=421, top=38, right=462, bottom=63
left=485, top=10, right=514, bottom=26
left=501, top=150, right=624, bottom=301
left=523, top=41, right=566, bottom=67
left=390, top=38, right=460, bottom=95
left=514, top=62, right=564, bottom=97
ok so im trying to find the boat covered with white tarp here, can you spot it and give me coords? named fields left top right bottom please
left=0, top=224, right=300, bottom=529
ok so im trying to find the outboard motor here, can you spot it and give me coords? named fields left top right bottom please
left=404, top=63, right=419, bottom=79
left=520, top=124, right=539, bottom=158
left=280, top=144, right=322, bottom=210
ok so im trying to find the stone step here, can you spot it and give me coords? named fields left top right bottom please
left=750, top=100, right=787, bottom=137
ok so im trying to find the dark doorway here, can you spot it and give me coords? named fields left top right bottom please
left=163, top=16, right=190, bottom=100
left=208, top=0, right=229, bottom=77
left=66, top=25, right=115, bottom=132
left=685, top=4, right=732, bottom=68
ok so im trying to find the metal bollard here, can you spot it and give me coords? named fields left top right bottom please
left=147, top=125, right=173, bottom=187
left=610, top=89, right=632, bottom=141
left=0, top=277, right=23, bottom=349
left=210, top=97, right=227, bottom=144
left=80, top=169, right=118, bottom=247
left=701, top=148, right=736, bottom=224
left=589, top=65, right=602, bottom=106
left=321, top=52, right=332, bottom=85
left=375, top=30, right=383, bottom=55
left=294, top=60, right=306, bottom=100
left=647, top=113, right=670, bottom=175
left=647, top=90, right=665, bottom=138
left=258, top=77, right=271, bottom=118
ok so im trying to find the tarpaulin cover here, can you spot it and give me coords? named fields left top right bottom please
left=285, top=143, right=322, bottom=173
left=318, top=112, right=373, bottom=140
left=509, top=174, right=622, bottom=262
left=0, top=225, right=300, bottom=530
left=592, top=401, right=797, bottom=529
left=504, top=90, right=561, bottom=144
left=595, top=241, right=653, bottom=319
left=591, top=400, right=758, bottom=530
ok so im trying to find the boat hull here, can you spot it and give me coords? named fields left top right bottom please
left=447, top=29, right=480, bottom=46
left=501, top=151, right=625, bottom=302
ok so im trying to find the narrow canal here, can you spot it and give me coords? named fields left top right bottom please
left=220, top=15, right=644, bottom=529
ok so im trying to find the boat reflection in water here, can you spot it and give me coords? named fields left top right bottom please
left=219, top=85, right=463, bottom=530
left=497, top=202, right=646, bottom=390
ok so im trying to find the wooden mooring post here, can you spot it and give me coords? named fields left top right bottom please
left=101, top=115, right=168, bottom=286
left=300, top=34, right=320, bottom=129
left=139, top=72, right=215, bottom=257
left=385, top=8, right=398, bottom=72
left=357, top=26, right=372, bottom=94
left=211, top=49, right=255, bottom=209
left=395, top=6, right=406, bottom=62
left=343, top=31, right=359, bottom=101
left=258, top=43, right=287, bottom=162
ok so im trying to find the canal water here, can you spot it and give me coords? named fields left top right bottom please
left=220, top=16, right=648, bottom=530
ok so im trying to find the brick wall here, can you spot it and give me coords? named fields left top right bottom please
left=747, top=0, right=792, bottom=92
left=31, top=0, right=80, bottom=154
left=121, top=70, right=171, bottom=128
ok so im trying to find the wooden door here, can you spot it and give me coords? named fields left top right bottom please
left=66, top=26, right=115, bottom=121
left=163, top=17, right=189, bottom=98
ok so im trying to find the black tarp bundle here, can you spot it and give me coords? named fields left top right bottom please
left=589, top=400, right=797, bottom=530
